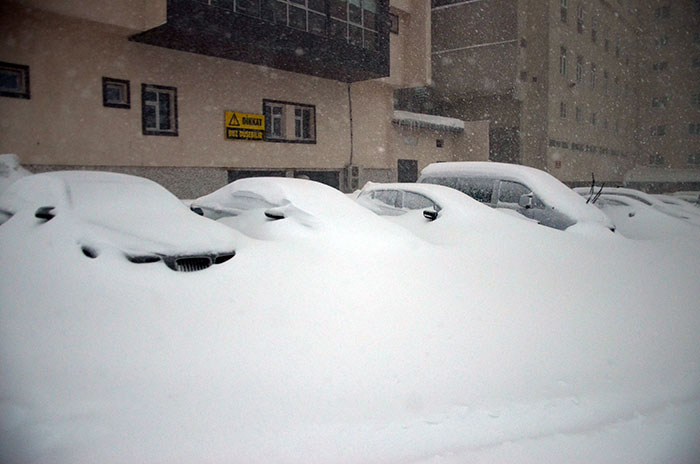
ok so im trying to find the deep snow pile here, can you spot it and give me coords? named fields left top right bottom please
left=1, top=179, right=700, bottom=463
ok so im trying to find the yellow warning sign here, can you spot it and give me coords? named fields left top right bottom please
left=225, top=111, right=265, bottom=141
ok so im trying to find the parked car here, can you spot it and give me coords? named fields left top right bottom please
left=190, top=176, right=418, bottom=246
left=574, top=186, right=700, bottom=226
left=654, top=194, right=700, bottom=222
left=0, top=171, right=237, bottom=272
left=418, top=161, right=615, bottom=232
left=588, top=194, right=700, bottom=240
left=670, top=191, right=700, bottom=206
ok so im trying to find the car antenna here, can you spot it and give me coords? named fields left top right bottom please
left=586, top=173, right=595, bottom=204
left=591, top=182, right=606, bottom=204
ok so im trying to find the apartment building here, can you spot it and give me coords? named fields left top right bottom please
left=424, top=0, right=700, bottom=190
left=1, top=0, right=487, bottom=196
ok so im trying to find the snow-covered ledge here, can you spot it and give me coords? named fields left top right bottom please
left=392, top=110, right=465, bottom=132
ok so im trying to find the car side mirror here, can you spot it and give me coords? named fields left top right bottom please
left=423, top=208, right=439, bottom=221
left=628, top=211, right=636, bottom=218
left=35, top=206, right=56, bottom=222
left=190, top=206, right=204, bottom=216
left=518, top=194, right=534, bottom=209
left=264, top=208, right=285, bottom=220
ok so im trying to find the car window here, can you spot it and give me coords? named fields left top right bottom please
left=402, top=191, right=437, bottom=210
left=498, top=180, right=531, bottom=204
left=422, top=176, right=493, bottom=204
left=372, top=190, right=400, bottom=208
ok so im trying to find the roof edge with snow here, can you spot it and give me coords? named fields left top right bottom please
left=392, top=110, right=465, bottom=133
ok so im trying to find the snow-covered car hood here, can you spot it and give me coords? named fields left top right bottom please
left=0, top=171, right=237, bottom=258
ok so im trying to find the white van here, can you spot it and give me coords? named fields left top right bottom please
left=418, top=161, right=615, bottom=231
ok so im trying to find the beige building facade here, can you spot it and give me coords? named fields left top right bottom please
left=426, top=0, right=700, bottom=190
left=0, top=0, right=488, bottom=197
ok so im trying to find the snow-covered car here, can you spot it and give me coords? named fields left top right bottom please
left=190, top=176, right=417, bottom=246
left=654, top=194, right=700, bottom=223
left=575, top=186, right=700, bottom=226
left=0, top=154, right=31, bottom=196
left=418, top=161, right=615, bottom=232
left=0, top=171, right=237, bottom=272
left=670, top=191, right=700, bottom=206
left=587, top=195, right=700, bottom=240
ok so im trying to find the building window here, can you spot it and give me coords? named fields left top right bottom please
left=693, top=93, right=700, bottom=107
left=576, top=4, right=584, bottom=32
left=328, top=0, right=379, bottom=50
left=650, top=125, right=666, bottom=136
left=591, top=16, right=598, bottom=43
left=389, top=12, right=399, bottom=34
left=561, top=0, right=568, bottom=23
left=652, top=61, right=668, bottom=71
left=590, top=63, right=596, bottom=88
left=263, top=99, right=316, bottom=143
left=603, top=118, right=609, bottom=130
left=614, top=120, right=619, bottom=134
left=575, top=106, right=583, bottom=123
left=141, top=84, right=177, bottom=136
left=591, top=112, right=597, bottom=126
left=560, top=46, right=567, bottom=76
left=689, top=123, right=700, bottom=135
left=576, top=55, right=583, bottom=83
left=102, top=77, right=130, bottom=109
left=688, top=153, right=700, bottom=165
left=0, top=61, right=30, bottom=99
left=265, top=102, right=285, bottom=139
left=560, top=101, right=567, bottom=118
left=693, top=58, right=700, bottom=69
left=604, top=37, right=609, bottom=53
left=615, top=37, right=621, bottom=57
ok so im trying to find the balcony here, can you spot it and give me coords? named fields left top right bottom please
left=130, top=0, right=390, bottom=82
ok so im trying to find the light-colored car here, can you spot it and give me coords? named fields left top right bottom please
left=654, top=194, right=700, bottom=221
left=575, top=186, right=700, bottom=226
left=0, top=171, right=237, bottom=271
left=589, top=194, right=700, bottom=240
left=419, top=161, right=615, bottom=231
left=190, top=176, right=418, bottom=246
left=670, top=191, right=700, bottom=206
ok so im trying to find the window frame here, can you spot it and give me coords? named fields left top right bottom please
left=141, top=83, right=178, bottom=137
left=0, top=61, right=30, bottom=100
left=102, top=77, right=130, bottom=109
left=263, top=99, right=316, bottom=144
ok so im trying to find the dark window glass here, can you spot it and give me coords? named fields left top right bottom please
left=289, top=5, right=307, bottom=30
left=308, top=0, right=325, bottom=12
left=309, top=12, right=326, bottom=34
left=330, top=19, right=346, bottom=39
left=349, top=0, right=362, bottom=23
left=0, top=62, right=30, bottom=99
left=349, top=24, right=363, bottom=46
left=330, top=0, right=347, bottom=19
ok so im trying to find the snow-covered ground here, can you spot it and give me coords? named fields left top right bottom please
left=1, top=175, right=700, bottom=463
